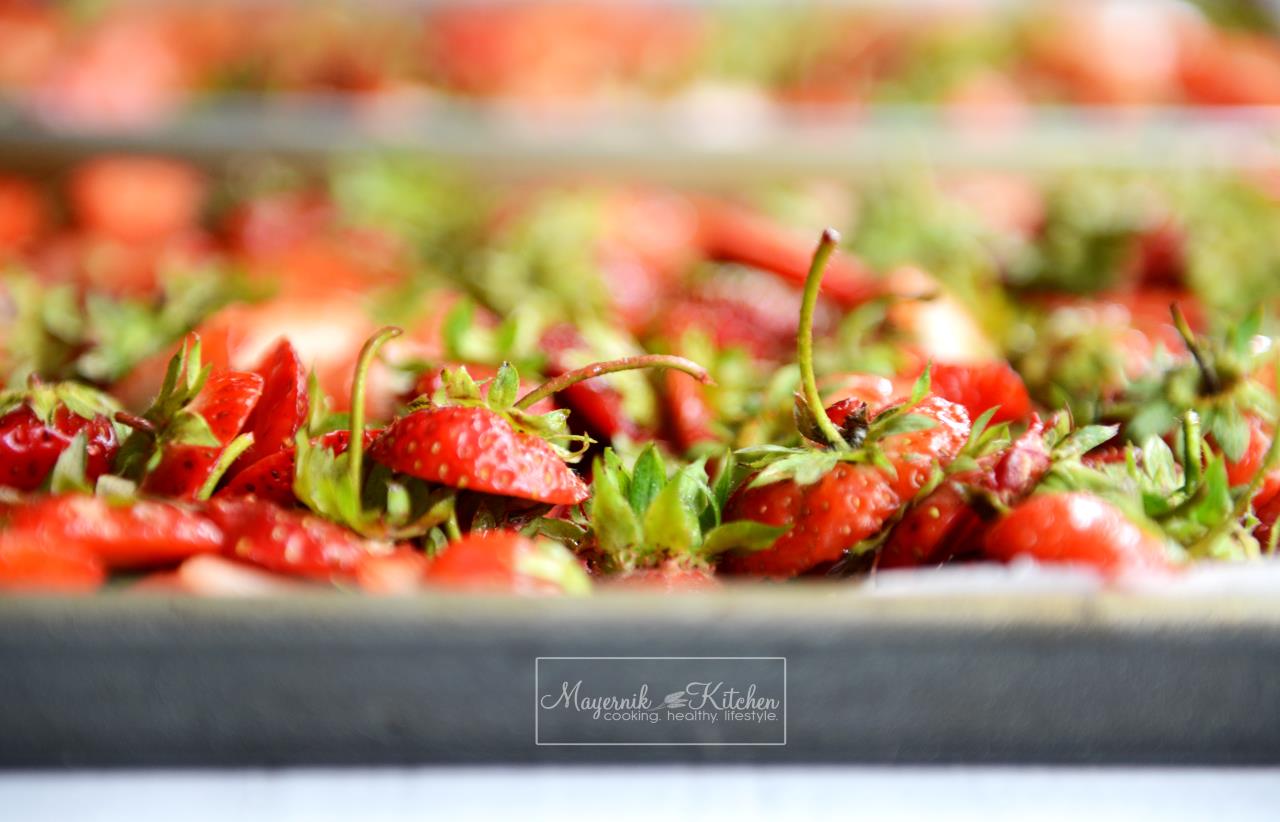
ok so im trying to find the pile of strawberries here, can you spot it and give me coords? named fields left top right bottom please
left=2, top=151, right=1279, bottom=595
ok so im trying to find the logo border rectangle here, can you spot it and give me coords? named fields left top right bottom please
left=534, top=656, right=787, bottom=747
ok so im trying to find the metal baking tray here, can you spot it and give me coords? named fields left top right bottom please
left=4, top=564, right=1280, bottom=767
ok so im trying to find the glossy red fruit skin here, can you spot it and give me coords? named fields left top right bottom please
left=0, top=174, right=44, bottom=252
left=0, top=404, right=118, bottom=492
left=1223, top=414, right=1271, bottom=488
left=928, top=362, right=1032, bottom=424
left=0, top=528, right=105, bottom=592
left=356, top=547, right=433, bottom=594
left=425, top=530, right=562, bottom=593
left=206, top=497, right=384, bottom=581
left=720, top=463, right=900, bottom=578
left=227, top=339, right=307, bottom=480
left=142, top=370, right=264, bottom=500
left=369, top=405, right=589, bottom=505
left=878, top=395, right=972, bottom=499
left=218, top=430, right=374, bottom=508
left=879, top=421, right=1052, bottom=569
left=983, top=492, right=1174, bottom=576
left=7, top=494, right=223, bottom=569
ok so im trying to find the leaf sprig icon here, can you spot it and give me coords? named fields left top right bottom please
left=662, top=691, right=688, bottom=708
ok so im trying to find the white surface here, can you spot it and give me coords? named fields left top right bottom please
left=3, top=766, right=1279, bottom=822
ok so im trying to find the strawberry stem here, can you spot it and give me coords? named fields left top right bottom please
left=798, top=228, right=849, bottom=451
left=347, top=326, right=403, bottom=496
left=1171, top=303, right=1221, bottom=394
left=514, top=354, right=711, bottom=411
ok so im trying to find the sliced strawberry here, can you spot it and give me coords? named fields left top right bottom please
left=369, top=405, right=589, bottom=505
left=356, top=547, right=433, bottom=595
left=928, top=361, right=1032, bottom=424
left=142, top=369, right=263, bottom=499
left=218, top=430, right=374, bottom=507
left=227, top=339, right=307, bottom=479
left=206, top=496, right=390, bottom=581
left=0, top=527, right=105, bottom=592
left=425, top=529, right=589, bottom=594
left=7, top=494, right=223, bottom=569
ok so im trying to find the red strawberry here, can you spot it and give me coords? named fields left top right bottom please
left=983, top=492, right=1174, bottom=576
left=0, top=402, right=118, bottom=492
left=142, top=369, right=263, bottom=499
left=425, top=529, right=589, bottom=594
left=69, top=155, right=205, bottom=243
left=218, top=430, right=374, bottom=507
left=355, top=547, right=433, bottom=595
left=369, top=405, right=589, bottom=505
left=1222, top=413, right=1271, bottom=488
left=227, top=338, right=307, bottom=478
left=877, top=394, right=972, bottom=499
left=927, top=361, right=1032, bottom=424
left=206, top=496, right=391, bottom=581
left=720, top=463, right=900, bottom=578
left=169, top=554, right=305, bottom=596
left=0, top=528, right=105, bottom=592
left=879, top=420, right=1052, bottom=569
left=7, top=494, right=223, bottom=569
left=608, top=562, right=720, bottom=591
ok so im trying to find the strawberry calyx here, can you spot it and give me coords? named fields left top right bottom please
left=112, top=334, right=222, bottom=481
left=0, top=376, right=121, bottom=428
left=293, top=326, right=455, bottom=541
left=586, top=445, right=785, bottom=576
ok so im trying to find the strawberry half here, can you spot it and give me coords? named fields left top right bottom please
left=219, top=430, right=374, bottom=508
left=424, top=529, right=589, bottom=594
left=7, top=494, right=224, bottom=569
left=226, top=338, right=308, bottom=480
left=142, top=369, right=263, bottom=499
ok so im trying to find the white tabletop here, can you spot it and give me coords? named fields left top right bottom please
left=3, top=766, right=1279, bottom=822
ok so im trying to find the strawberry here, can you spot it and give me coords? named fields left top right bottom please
left=206, top=496, right=394, bottom=581
left=983, top=492, right=1175, bottom=576
left=69, top=155, right=205, bottom=244
left=112, top=335, right=260, bottom=500
left=226, top=338, right=307, bottom=478
left=219, top=430, right=374, bottom=508
left=878, top=418, right=1054, bottom=569
left=721, top=462, right=899, bottom=578
left=661, top=369, right=717, bottom=452
left=7, top=494, right=223, bottom=569
left=0, top=380, right=120, bottom=492
left=424, top=529, right=589, bottom=594
left=142, top=369, right=263, bottom=499
left=608, top=562, right=721, bottom=591
left=371, top=349, right=709, bottom=507
left=355, top=547, right=433, bottom=595
left=0, top=528, right=105, bottom=592
left=927, top=361, right=1032, bottom=424
left=720, top=231, right=971, bottom=578
left=371, top=404, right=589, bottom=505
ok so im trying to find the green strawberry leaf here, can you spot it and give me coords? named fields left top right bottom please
left=748, top=450, right=838, bottom=488
left=1053, top=424, right=1119, bottom=460
left=701, top=520, right=789, bottom=557
left=589, top=455, right=643, bottom=561
left=166, top=410, right=221, bottom=448
left=1207, top=403, right=1249, bottom=464
left=642, top=460, right=708, bottom=557
left=487, top=362, right=520, bottom=409
left=627, top=444, right=666, bottom=516
left=910, top=361, right=932, bottom=404
left=48, top=431, right=91, bottom=495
